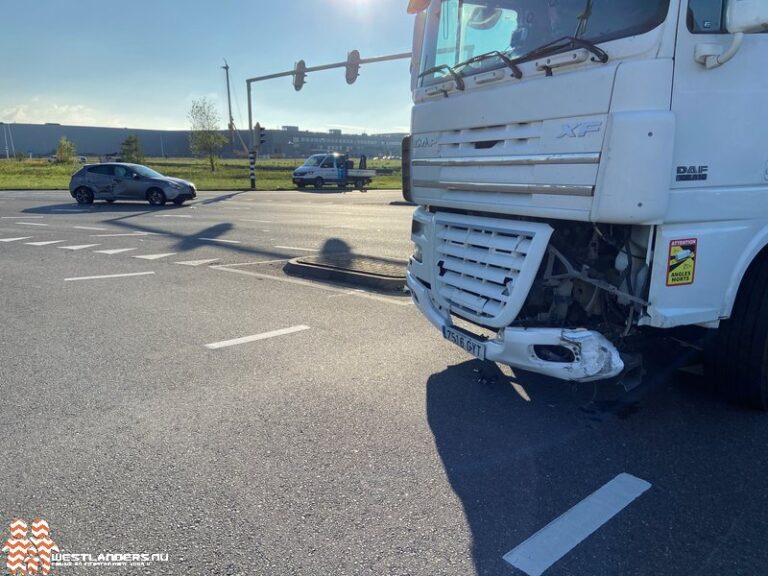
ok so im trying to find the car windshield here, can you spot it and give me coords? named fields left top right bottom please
left=419, top=0, right=670, bottom=84
left=132, top=165, right=164, bottom=178
left=303, top=155, right=326, bottom=167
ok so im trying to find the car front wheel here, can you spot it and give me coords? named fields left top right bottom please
left=74, top=187, right=94, bottom=205
left=147, top=188, right=167, bottom=206
left=173, top=198, right=185, bottom=206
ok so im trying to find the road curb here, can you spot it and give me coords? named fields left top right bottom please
left=284, top=254, right=407, bottom=293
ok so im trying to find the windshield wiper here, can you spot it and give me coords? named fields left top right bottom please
left=418, top=64, right=465, bottom=91
left=516, top=35, right=609, bottom=70
left=454, top=50, right=523, bottom=80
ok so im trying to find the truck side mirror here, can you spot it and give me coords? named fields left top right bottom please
left=726, top=0, right=768, bottom=34
left=407, top=0, right=430, bottom=14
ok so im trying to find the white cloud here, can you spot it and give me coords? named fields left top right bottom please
left=0, top=99, right=127, bottom=128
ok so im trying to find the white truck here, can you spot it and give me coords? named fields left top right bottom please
left=292, top=153, right=376, bottom=189
left=403, top=0, right=768, bottom=407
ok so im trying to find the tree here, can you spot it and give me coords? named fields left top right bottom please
left=188, top=98, right=227, bottom=172
left=56, top=137, right=76, bottom=163
left=120, top=135, right=144, bottom=164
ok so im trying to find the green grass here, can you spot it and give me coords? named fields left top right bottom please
left=0, top=157, right=403, bottom=191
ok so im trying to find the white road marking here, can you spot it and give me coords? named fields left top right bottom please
left=503, top=473, right=652, bottom=576
left=211, top=266, right=411, bottom=307
left=26, top=240, right=66, bottom=246
left=240, top=219, right=272, bottom=223
left=92, top=232, right=149, bottom=237
left=274, top=245, right=319, bottom=252
left=198, top=237, right=241, bottom=244
left=154, top=214, right=192, bottom=218
left=94, top=248, right=138, bottom=255
left=59, top=244, right=101, bottom=251
left=16, top=222, right=48, bottom=226
left=205, top=325, right=310, bottom=350
left=1, top=216, right=44, bottom=219
left=174, top=258, right=220, bottom=266
left=65, top=271, right=155, bottom=282
left=73, top=226, right=107, bottom=231
left=0, top=237, right=33, bottom=242
left=134, top=253, right=177, bottom=260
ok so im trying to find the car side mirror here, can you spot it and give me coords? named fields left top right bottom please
left=726, top=0, right=768, bottom=33
left=132, top=173, right=140, bottom=180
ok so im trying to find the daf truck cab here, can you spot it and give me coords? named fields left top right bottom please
left=403, top=0, right=768, bottom=407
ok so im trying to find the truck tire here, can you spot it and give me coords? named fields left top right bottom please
left=711, top=254, right=768, bottom=409
left=354, top=179, right=364, bottom=190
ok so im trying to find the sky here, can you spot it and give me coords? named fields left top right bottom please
left=0, top=0, right=416, bottom=134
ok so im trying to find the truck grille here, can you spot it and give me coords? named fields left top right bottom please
left=432, top=213, right=553, bottom=329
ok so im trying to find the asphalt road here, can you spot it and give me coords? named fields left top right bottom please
left=1, top=189, right=767, bottom=576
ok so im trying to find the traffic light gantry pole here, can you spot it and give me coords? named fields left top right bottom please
left=244, top=51, right=411, bottom=190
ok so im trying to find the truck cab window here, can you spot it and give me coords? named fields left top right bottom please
left=321, top=157, right=335, bottom=168
left=687, top=0, right=724, bottom=33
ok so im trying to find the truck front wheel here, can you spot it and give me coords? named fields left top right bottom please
left=711, top=255, right=768, bottom=410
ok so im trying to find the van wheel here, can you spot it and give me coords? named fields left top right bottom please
left=147, top=188, right=166, bottom=206
left=711, top=254, right=768, bottom=409
left=74, top=187, right=94, bottom=205
left=314, top=177, right=324, bottom=189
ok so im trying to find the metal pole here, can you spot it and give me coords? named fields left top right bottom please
left=2, top=124, right=9, bottom=160
left=222, top=60, right=235, bottom=146
left=247, top=81, right=255, bottom=190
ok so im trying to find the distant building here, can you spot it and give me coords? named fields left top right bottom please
left=3, top=122, right=406, bottom=160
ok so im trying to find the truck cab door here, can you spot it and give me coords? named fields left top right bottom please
left=320, top=155, right=336, bottom=181
left=672, top=1, right=768, bottom=192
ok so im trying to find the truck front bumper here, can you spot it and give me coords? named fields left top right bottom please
left=407, top=271, right=624, bottom=383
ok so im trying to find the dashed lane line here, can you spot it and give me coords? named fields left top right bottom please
left=94, top=248, right=138, bottom=255
left=73, top=226, right=107, bottom=231
left=65, top=271, right=155, bottom=282
left=59, top=244, right=101, bottom=251
left=174, top=259, right=220, bottom=266
left=1, top=216, right=44, bottom=219
left=133, top=253, right=177, bottom=260
left=503, top=473, right=652, bottom=576
left=0, top=237, right=33, bottom=242
left=198, top=238, right=241, bottom=244
left=274, top=246, right=319, bottom=252
left=204, top=325, right=310, bottom=350
left=26, top=240, right=66, bottom=246
left=16, top=222, right=48, bottom=227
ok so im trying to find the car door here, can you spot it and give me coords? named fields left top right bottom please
left=86, top=165, right=115, bottom=199
left=111, top=165, right=140, bottom=200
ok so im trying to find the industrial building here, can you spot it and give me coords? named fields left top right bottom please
left=0, top=122, right=405, bottom=160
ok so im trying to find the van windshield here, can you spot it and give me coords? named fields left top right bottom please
left=419, top=0, right=669, bottom=84
left=303, top=155, right=326, bottom=167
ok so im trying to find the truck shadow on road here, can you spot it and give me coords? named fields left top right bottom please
left=425, top=349, right=768, bottom=576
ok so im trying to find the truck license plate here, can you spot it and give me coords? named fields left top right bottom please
left=442, top=326, right=486, bottom=361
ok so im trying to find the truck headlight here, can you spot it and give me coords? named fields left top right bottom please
left=412, top=242, right=423, bottom=263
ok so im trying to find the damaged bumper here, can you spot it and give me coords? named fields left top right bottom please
left=407, top=271, right=624, bottom=382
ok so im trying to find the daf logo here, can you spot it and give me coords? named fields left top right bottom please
left=414, top=137, right=437, bottom=148
left=558, top=121, right=603, bottom=138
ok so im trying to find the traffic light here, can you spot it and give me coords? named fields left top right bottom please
left=346, top=50, right=361, bottom=85
left=294, top=60, right=307, bottom=91
left=254, top=123, right=267, bottom=148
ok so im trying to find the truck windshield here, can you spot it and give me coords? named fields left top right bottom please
left=419, top=0, right=669, bottom=84
left=303, top=155, right=326, bottom=167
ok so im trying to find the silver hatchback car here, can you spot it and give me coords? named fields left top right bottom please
left=69, top=163, right=197, bottom=206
